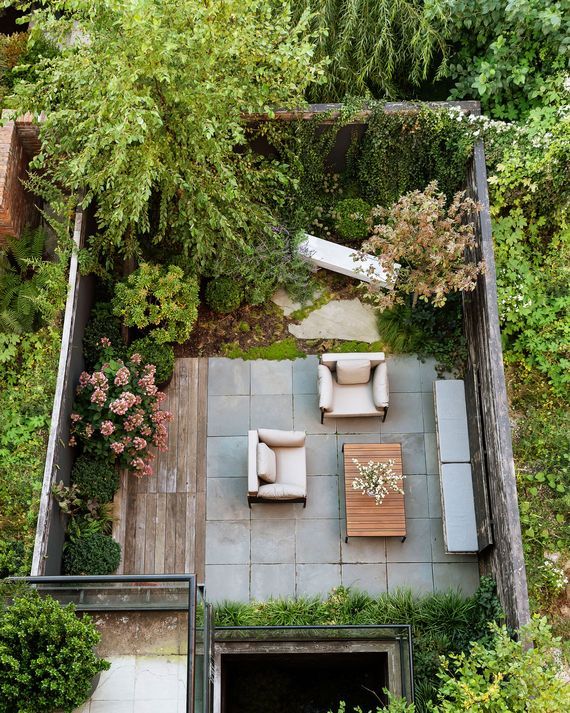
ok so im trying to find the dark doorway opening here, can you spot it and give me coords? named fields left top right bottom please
left=222, top=651, right=389, bottom=713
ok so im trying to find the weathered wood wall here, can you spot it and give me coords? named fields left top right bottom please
left=463, top=143, right=530, bottom=629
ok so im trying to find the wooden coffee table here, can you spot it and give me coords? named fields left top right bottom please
left=343, top=443, right=406, bottom=542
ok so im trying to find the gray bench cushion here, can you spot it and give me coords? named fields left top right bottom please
left=433, top=380, right=470, bottom=463
left=440, top=463, right=478, bottom=553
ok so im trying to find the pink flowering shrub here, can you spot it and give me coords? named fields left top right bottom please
left=70, top=353, right=172, bottom=476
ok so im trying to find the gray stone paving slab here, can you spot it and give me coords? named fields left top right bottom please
left=251, top=564, right=296, bottom=600
left=206, top=564, right=250, bottom=602
left=380, top=433, right=426, bottom=475
left=205, top=521, right=250, bottom=564
left=304, top=476, right=341, bottom=519
left=297, top=564, right=342, bottom=597
left=403, top=475, right=429, bottom=519
left=208, top=358, right=250, bottom=395
left=429, top=518, right=478, bottom=563
left=433, top=563, right=480, bottom=595
left=386, top=519, right=432, bottom=562
left=336, top=416, right=382, bottom=435
left=206, top=478, right=251, bottom=521
left=207, top=436, right=248, bottom=477
left=381, top=392, right=423, bottom=434
left=342, top=564, right=388, bottom=595
left=387, top=563, right=434, bottom=593
left=251, top=519, right=295, bottom=564
left=424, top=433, right=438, bottom=474
left=208, top=395, right=250, bottom=436
left=427, top=475, right=442, bottom=518
left=386, top=356, right=421, bottom=392
left=306, top=434, right=338, bottom=475
left=341, top=537, right=386, bottom=564
left=251, top=360, right=293, bottom=395
left=296, top=519, right=341, bottom=563
left=293, top=394, right=337, bottom=434
left=288, top=299, right=380, bottom=342
left=422, top=391, right=436, bottom=433
left=250, top=394, right=293, bottom=431
left=293, top=356, right=318, bottom=394
left=419, top=358, right=439, bottom=392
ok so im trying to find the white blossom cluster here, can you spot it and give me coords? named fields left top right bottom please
left=446, top=106, right=518, bottom=138
left=542, top=558, right=568, bottom=594
left=351, top=458, right=404, bottom=506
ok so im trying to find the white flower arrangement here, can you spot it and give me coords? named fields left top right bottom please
left=351, top=458, right=404, bottom=506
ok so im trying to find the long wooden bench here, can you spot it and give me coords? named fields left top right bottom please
left=433, top=380, right=478, bottom=553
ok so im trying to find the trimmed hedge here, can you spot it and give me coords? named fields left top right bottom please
left=63, top=533, right=121, bottom=575
left=71, top=455, right=119, bottom=504
left=205, top=277, right=244, bottom=314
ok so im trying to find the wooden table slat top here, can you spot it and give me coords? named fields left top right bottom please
left=343, top=443, right=406, bottom=538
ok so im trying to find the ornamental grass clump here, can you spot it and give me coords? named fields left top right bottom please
left=70, top=350, right=172, bottom=476
left=352, top=458, right=404, bottom=506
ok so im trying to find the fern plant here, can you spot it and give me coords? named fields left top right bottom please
left=0, top=227, right=48, bottom=334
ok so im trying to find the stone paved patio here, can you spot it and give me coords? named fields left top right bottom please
left=205, top=356, right=479, bottom=602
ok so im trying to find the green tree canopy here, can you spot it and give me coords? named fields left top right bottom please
left=9, top=0, right=324, bottom=269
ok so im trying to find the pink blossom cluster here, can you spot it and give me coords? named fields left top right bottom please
left=70, top=350, right=172, bottom=479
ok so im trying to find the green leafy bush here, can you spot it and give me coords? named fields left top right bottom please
left=432, top=617, right=570, bottom=711
left=376, top=294, right=467, bottom=374
left=128, top=334, right=175, bottom=385
left=83, top=301, right=126, bottom=370
left=112, top=263, right=199, bottom=344
left=63, top=533, right=121, bottom=575
left=71, top=455, right=119, bottom=504
left=0, top=327, right=61, bottom=563
left=333, top=198, right=372, bottom=241
left=0, top=591, right=110, bottom=713
left=430, top=0, right=570, bottom=119
left=205, top=277, right=244, bottom=314
left=0, top=540, right=29, bottom=578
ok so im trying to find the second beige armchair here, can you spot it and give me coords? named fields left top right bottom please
left=318, top=352, right=389, bottom=423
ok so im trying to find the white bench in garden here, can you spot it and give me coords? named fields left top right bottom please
left=298, top=233, right=398, bottom=288
left=433, top=379, right=479, bottom=554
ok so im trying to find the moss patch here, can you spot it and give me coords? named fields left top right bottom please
left=222, top=337, right=305, bottom=361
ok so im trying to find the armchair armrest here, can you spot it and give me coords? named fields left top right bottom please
left=372, top=361, right=389, bottom=409
left=318, top=364, right=334, bottom=411
left=248, top=430, right=260, bottom=495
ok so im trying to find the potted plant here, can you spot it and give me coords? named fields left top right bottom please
left=351, top=458, right=404, bottom=506
left=0, top=591, right=110, bottom=713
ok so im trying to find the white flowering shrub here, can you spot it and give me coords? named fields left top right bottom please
left=351, top=458, right=404, bottom=506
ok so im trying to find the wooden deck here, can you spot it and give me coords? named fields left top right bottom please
left=113, top=358, right=208, bottom=580
left=343, top=443, right=406, bottom=540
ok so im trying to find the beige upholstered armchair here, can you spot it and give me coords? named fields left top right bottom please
left=318, top=352, right=389, bottom=423
left=247, top=429, right=307, bottom=507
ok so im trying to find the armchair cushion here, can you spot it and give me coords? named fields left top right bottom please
left=258, top=428, right=305, bottom=448
left=336, top=359, right=371, bottom=385
left=318, top=364, right=334, bottom=411
left=372, top=361, right=389, bottom=408
left=257, top=443, right=276, bottom=483
left=258, top=483, right=306, bottom=499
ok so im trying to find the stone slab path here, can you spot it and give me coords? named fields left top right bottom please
left=288, top=298, right=380, bottom=342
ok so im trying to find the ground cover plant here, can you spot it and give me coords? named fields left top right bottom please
left=214, top=579, right=504, bottom=712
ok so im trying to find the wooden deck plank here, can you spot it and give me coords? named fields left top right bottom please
left=184, top=492, right=196, bottom=574
left=144, top=493, right=157, bottom=574
left=164, top=492, right=177, bottom=573
left=154, top=492, right=167, bottom=574
left=165, top=365, right=179, bottom=494
left=174, top=493, right=187, bottom=573
left=343, top=443, right=406, bottom=538
left=133, top=493, right=147, bottom=572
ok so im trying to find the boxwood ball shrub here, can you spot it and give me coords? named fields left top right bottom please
left=71, top=455, right=119, bottom=504
left=128, top=334, right=175, bottom=386
left=0, top=591, right=110, bottom=713
left=333, top=198, right=372, bottom=241
left=205, top=276, right=244, bottom=314
left=63, top=533, right=121, bottom=575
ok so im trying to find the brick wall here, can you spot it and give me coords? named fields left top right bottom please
left=0, top=116, right=40, bottom=244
